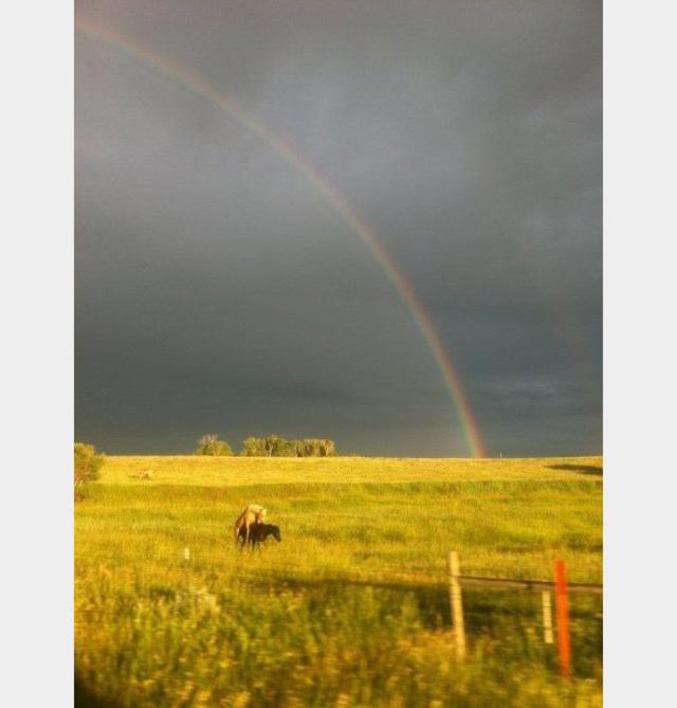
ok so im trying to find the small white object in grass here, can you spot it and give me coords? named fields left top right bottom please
left=184, top=547, right=190, bottom=561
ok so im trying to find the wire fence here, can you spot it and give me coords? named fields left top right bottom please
left=446, top=551, right=602, bottom=678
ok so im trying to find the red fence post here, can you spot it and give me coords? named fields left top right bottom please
left=554, top=560, right=572, bottom=679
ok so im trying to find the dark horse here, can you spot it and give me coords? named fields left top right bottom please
left=238, top=522, right=281, bottom=548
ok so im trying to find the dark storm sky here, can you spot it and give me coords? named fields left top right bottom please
left=75, top=0, right=602, bottom=457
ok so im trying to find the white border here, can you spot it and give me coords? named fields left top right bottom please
left=604, top=0, right=677, bottom=703
left=2, top=2, right=73, bottom=706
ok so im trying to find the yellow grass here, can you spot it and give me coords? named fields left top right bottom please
left=75, top=455, right=602, bottom=706
left=102, top=453, right=602, bottom=486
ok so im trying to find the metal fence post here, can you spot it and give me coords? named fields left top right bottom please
left=554, top=560, right=572, bottom=678
left=542, top=590, right=554, bottom=644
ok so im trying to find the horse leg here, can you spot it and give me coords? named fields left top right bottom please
left=249, top=525, right=260, bottom=550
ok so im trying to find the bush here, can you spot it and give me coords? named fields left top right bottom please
left=297, top=438, right=336, bottom=457
left=195, top=434, right=233, bottom=456
left=74, top=442, right=105, bottom=486
left=240, top=436, right=267, bottom=456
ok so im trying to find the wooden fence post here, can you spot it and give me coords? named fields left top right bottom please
left=554, top=560, right=571, bottom=678
left=448, top=551, right=467, bottom=660
left=541, top=591, right=554, bottom=644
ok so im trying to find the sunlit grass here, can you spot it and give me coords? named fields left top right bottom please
left=75, top=455, right=602, bottom=706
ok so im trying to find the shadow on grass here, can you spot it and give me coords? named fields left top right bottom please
left=75, top=674, right=121, bottom=708
left=548, top=464, right=602, bottom=476
left=244, top=574, right=600, bottom=628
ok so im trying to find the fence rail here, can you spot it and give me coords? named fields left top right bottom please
left=456, top=573, right=603, bottom=594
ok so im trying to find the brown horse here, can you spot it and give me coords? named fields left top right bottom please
left=233, top=504, right=266, bottom=546
left=246, top=523, right=281, bottom=548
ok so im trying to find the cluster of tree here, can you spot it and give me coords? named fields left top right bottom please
left=241, top=435, right=336, bottom=457
left=74, top=442, right=105, bottom=500
left=194, top=434, right=337, bottom=457
left=194, top=434, right=233, bottom=456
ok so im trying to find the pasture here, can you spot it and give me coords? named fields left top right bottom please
left=75, top=455, right=603, bottom=707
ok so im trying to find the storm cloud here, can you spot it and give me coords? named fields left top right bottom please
left=75, top=0, right=601, bottom=456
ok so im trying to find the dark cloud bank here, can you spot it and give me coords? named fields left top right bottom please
left=75, top=0, right=601, bottom=456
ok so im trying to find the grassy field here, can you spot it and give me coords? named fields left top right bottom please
left=75, top=455, right=602, bottom=707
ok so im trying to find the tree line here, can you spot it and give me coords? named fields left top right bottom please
left=195, top=433, right=336, bottom=457
left=73, top=432, right=337, bottom=501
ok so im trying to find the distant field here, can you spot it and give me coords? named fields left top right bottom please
left=75, top=455, right=603, bottom=706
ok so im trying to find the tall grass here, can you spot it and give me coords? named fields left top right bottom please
left=75, top=456, right=602, bottom=706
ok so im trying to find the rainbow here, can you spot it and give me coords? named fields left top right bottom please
left=76, top=17, right=487, bottom=457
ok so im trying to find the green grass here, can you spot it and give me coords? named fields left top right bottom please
left=75, top=455, right=602, bottom=707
